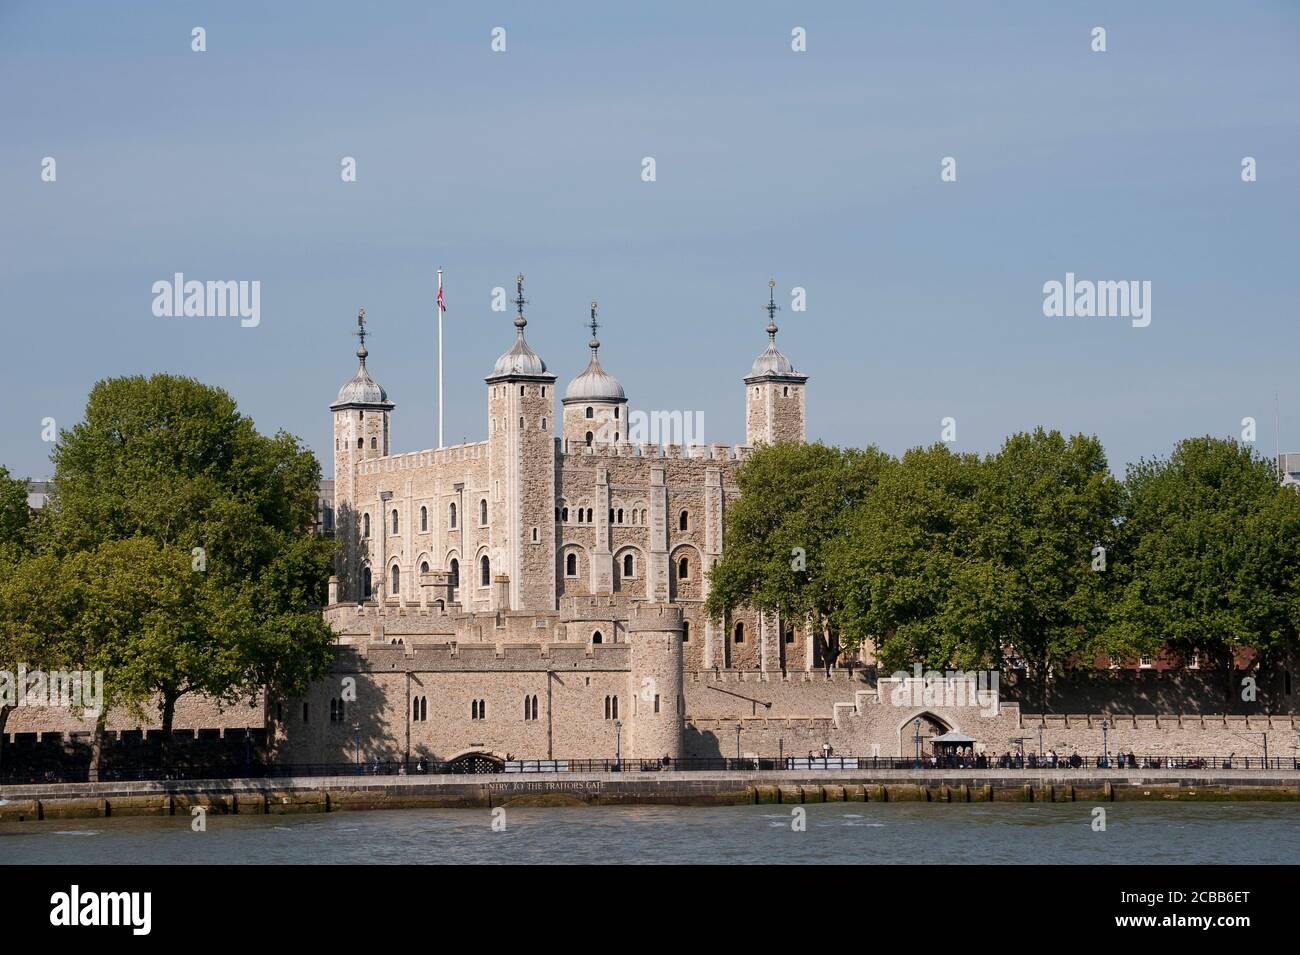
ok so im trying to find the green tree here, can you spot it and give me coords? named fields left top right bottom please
left=704, top=442, right=891, bottom=666
left=1110, top=436, right=1300, bottom=703
left=24, top=374, right=336, bottom=762
left=974, top=429, right=1123, bottom=707
left=829, top=444, right=1004, bottom=673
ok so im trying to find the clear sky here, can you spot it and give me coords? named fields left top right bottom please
left=2, top=1, right=1298, bottom=480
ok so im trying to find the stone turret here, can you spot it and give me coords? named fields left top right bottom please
left=744, top=280, right=808, bottom=445
left=627, top=604, right=685, bottom=761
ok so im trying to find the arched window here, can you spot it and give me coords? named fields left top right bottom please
left=420, top=560, right=429, bottom=574
left=609, top=508, right=614, bottom=524
left=585, top=406, right=594, bottom=419
left=519, top=416, right=524, bottom=430
left=391, top=509, right=399, bottom=533
left=682, top=620, right=690, bottom=642
left=520, top=386, right=525, bottom=396
left=390, top=564, right=400, bottom=595
left=480, top=555, right=490, bottom=586
left=611, top=696, right=618, bottom=719
left=449, top=502, right=457, bottom=528
left=616, top=508, right=624, bottom=524
left=524, top=696, right=530, bottom=720
left=449, top=558, right=459, bottom=588
left=362, top=513, right=370, bottom=538
left=371, top=436, right=377, bottom=449
left=561, top=507, right=569, bottom=522
left=480, top=499, right=488, bottom=525
left=420, top=697, right=427, bottom=721
left=592, top=630, right=603, bottom=644
left=734, top=621, right=744, bottom=644
left=585, top=432, right=593, bottom=447
left=679, top=510, right=689, bottom=531
left=357, top=437, right=363, bottom=448
left=640, top=508, right=647, bottom=524
left=678, top=556, right=690, bottom=580
left=471, top=700, right=479, bottom=720
left=362, top=566, right=372, bottom=597
left=412, top=697, right=420, bottom=721
left=566, top=553, right=577, bottom=576
left=604, top=696, right=611, bottom=720
left=623, top=553, right=634, bottom=577
left=541, top=418, right=546, bottom=431
left=420, top=506, right=428, bottom=532
left=480, top=699, right=486, bottom=719
left=614, top=406, right=620, bottom=419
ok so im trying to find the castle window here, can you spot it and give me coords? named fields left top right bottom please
left=420, top=506, right=428, bottom=532
left=412, top=697, right=420, bottom=721
left=783, top=386, right=789, bottom=397
left=605, top=695, right=619, bottom=720
left=654, top=694, right=660, bottom=714
left=449, top=558, right=459, bottom=588
left=585, top=432, right=593, bottom=447
left=615, top=432, right=619, bottom=441
left=519, top=416, right=524, bottom=430
left=784, top=627, right=795, bottom=644
left=542, top=386, right=546, bottom=398
left=389, top=564, right=400, bottom=594
left=523, top=695, right=538, bottom=721
left=614, top=407, right=619, bottom=419
left=371, top=436, right=377, bottom=449
left=362, top=513, right=370, bottom=538
left=617, top=509, right=624, bottom=524
left=592, top=630, right=603, bottom=644
left=357, top=438, right=363, bottom=448
left=420, top=560, right=429, bottom=574
left=449, top=502, right=457, bottom=528
left=734, top=621, right=745, bottom=644
left=480, top=499, right=488, bottom=525
left=471, top=700, right=479, bottom=720
left=585, top=407, right=594, bottom=419
left=641, top=509, right=647, bottom=523
left=678, top=557, right=690, bottom=580
left=623, top=553, right=634, bottom=577
left=541, top=418, right=547, bottom=431
left=682, top=620, right=690, bottom=642
left=363, top=566, right=372, bottom=597
left=561, top=507, right=569, bottom=522
left=679, top=510, right=689, bottom=531
left=391, top=509, right=399, bottom=533
left=480, top=555, right=490, bottom=587
left=335, top=438, right=339, bottom=450
left=566, top=553, right=577, bottom=576
left=532, top=527, right=539, bottom=542
left=631, top=510, right=637, bottom=525
left=609, top=508, right=614, bottom=524
left=520, top=386, right=525, bottom=396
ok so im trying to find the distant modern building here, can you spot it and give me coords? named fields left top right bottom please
left=1279, top=452, right=1300, bottom=487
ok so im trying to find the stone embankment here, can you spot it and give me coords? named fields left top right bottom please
left=3, top=769, right=1299, bottom=821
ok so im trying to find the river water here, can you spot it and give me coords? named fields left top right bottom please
left=4, top=802, right=1298, bottom=864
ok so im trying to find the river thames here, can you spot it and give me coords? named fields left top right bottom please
left=4, top=802, right=1298, bottom=864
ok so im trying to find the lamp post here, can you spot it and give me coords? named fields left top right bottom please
left=614, top=719, right=622, bottom=771
left=1101, top=718, right=1109, bottom=769
left=913, top=717, right=922, bottom=769
left=735, top=723, right=742, bottom=763
left=1038, top=724, right=1044, bottom=759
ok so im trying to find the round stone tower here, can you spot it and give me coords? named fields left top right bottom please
left=627, top=604, right=685, bottom=762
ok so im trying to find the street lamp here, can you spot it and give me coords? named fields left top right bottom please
left=614, top=719, right=622, bottom=771
left=1101, top=718, right=1109, bottom=769
left=735, top=723, right=742, bottom=762
left=913, top=717, right=923, bottom=769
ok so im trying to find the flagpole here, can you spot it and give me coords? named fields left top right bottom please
left=437, top=268, right=444, bottom=450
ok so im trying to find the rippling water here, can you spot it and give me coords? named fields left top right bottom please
left=3, top=803, right=1297, bottom=864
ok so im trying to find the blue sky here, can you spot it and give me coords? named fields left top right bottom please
left=2, top=1, right=1298, bottom=479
